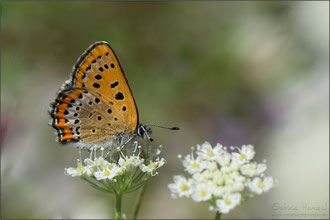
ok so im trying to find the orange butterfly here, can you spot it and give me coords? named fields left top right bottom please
left=49, top=41, right=178, bottom=149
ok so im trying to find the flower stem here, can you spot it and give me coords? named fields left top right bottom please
left=115, top=193, right=122, bottom=219
left=133, top=183, right=148, bottom=219
left=215, top=211, right=222, bottom=220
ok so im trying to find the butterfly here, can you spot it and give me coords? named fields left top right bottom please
left=49, top=41, right=178, bottom=150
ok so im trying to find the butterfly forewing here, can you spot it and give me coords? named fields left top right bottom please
left=49, top=42, right=139, bottom=147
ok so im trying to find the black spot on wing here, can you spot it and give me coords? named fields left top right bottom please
left=111, top=81, right=119, bottom=88
left=93, top=82, right=100, bottom=88
left=95, top=74, right=102, bottom=80
left=115, top=92, right=124, bottom=100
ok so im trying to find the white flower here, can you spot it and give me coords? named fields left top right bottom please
left=231, top=145, right=255, bottom=164
left=118, top=155, right=144, bottom=168
left=197, top=142, right=224, bottom=161
left=182, top=154, right=204, bottom=174
left=240, top=162, right=267, bottom=177
left=84, top=157, right=111, bottom=176
left=216, top=151, right=231, bottom=167
left=232, top=176, right=246, bottom=192
left=193, top=169, right=214, bottom=183
left=221, top=160, right=240, bottom=174
left=191, top=184, right=212, bottom=202
left=169, top=142, right=275, bottom=215
left=222, top=172, right=236, bottom=188
left=212, top=186, right=230, bottom=197
left=216, top=193, right=241, bottom=214
left=140, top=157, right=165, bottom=175
left=248, top=176, right=274, bottom=194
left=168, top=175, right=195, bottom=198
left=94, top=164, right=123, bottom=180
left=203, top=161, right=218, bottom=171
left=64, top=165, right=85, bottom=177
left=94, top=157, right=110, bottom=167
left=64, top=159, right=85, bottom=177
left=192, top=172, right=205, bottom=183
left=84, top=158, right=97, bottom=176
left=210, top=170, right=224, bottom=186
left=255, top=163, right=267, bottom=175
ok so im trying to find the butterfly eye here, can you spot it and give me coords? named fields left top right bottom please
left=138, top=127, right=144, bottom=136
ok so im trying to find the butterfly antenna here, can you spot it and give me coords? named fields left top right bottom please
left=144, top=124, right=180, bottom=130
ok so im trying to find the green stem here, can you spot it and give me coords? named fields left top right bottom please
left=115, top=193, right=122, bottom=219
left=215, top=211, right=222, bottom=220
left=133, top=183, right=148, bottom=219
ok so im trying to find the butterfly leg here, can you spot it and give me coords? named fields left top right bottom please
left=103, top=135, right=137, bottom=160
left=104, top=147, right=115, bottom=160
left=133, top=140, right=139, bottom=153
left=120, top=135, right=136, bottom=150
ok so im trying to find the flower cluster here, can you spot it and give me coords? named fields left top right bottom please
left=65, top=142, right=165, bottom=194
left=168, top=142, right=275, bottom=214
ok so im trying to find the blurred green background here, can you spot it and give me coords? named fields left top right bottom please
left=1, top=1, right=329, bottom=219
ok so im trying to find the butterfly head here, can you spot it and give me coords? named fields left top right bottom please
left=137, top=124, right=153, bottom=142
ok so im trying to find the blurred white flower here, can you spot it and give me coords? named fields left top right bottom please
left=211, top=185, right=230, bottom=197
left=248, top=176, right=274, bottom=194
left=231, top=145, right=255, bottom=164
left=221, top=160, right=240, bottom=173
left=203, top=161, right=218, bottom=171
left=191, top=183, right=212, bottom=202
left=210, top=170, right=224, bottom=186
left=240, top=162, right=267, bottom=177
left=182, top=154, right=204, bottom=174
left=168, top=175, right=194, bottom=198
left=168, top=142, right=275, bottom=216
left=216, top=193, right=241, bottom=214
left=216, top=151, right=231, bottom=167
left=197, top=142, right=224, bottom=161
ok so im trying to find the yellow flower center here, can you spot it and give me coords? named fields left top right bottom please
left=224, top=198, right=231, bottom=205
left=180, top=184, right=189, bottom=191
left=239, top=153, right=246, bottom=161
left=192, top=162, right=200, bottom=168
left=148, top=162, right=153, bottom=169
left=76, top=165, right=85, bottom=173
left=207, top=150, right=214, bottom=157
left=200, top=190, right=207, bottom=197
left=103, top=169, right=110, bottom=176
left=257, top=180, right=264, bottom=189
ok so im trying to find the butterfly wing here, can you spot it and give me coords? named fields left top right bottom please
left=49, top=42, right=139, bottom=147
